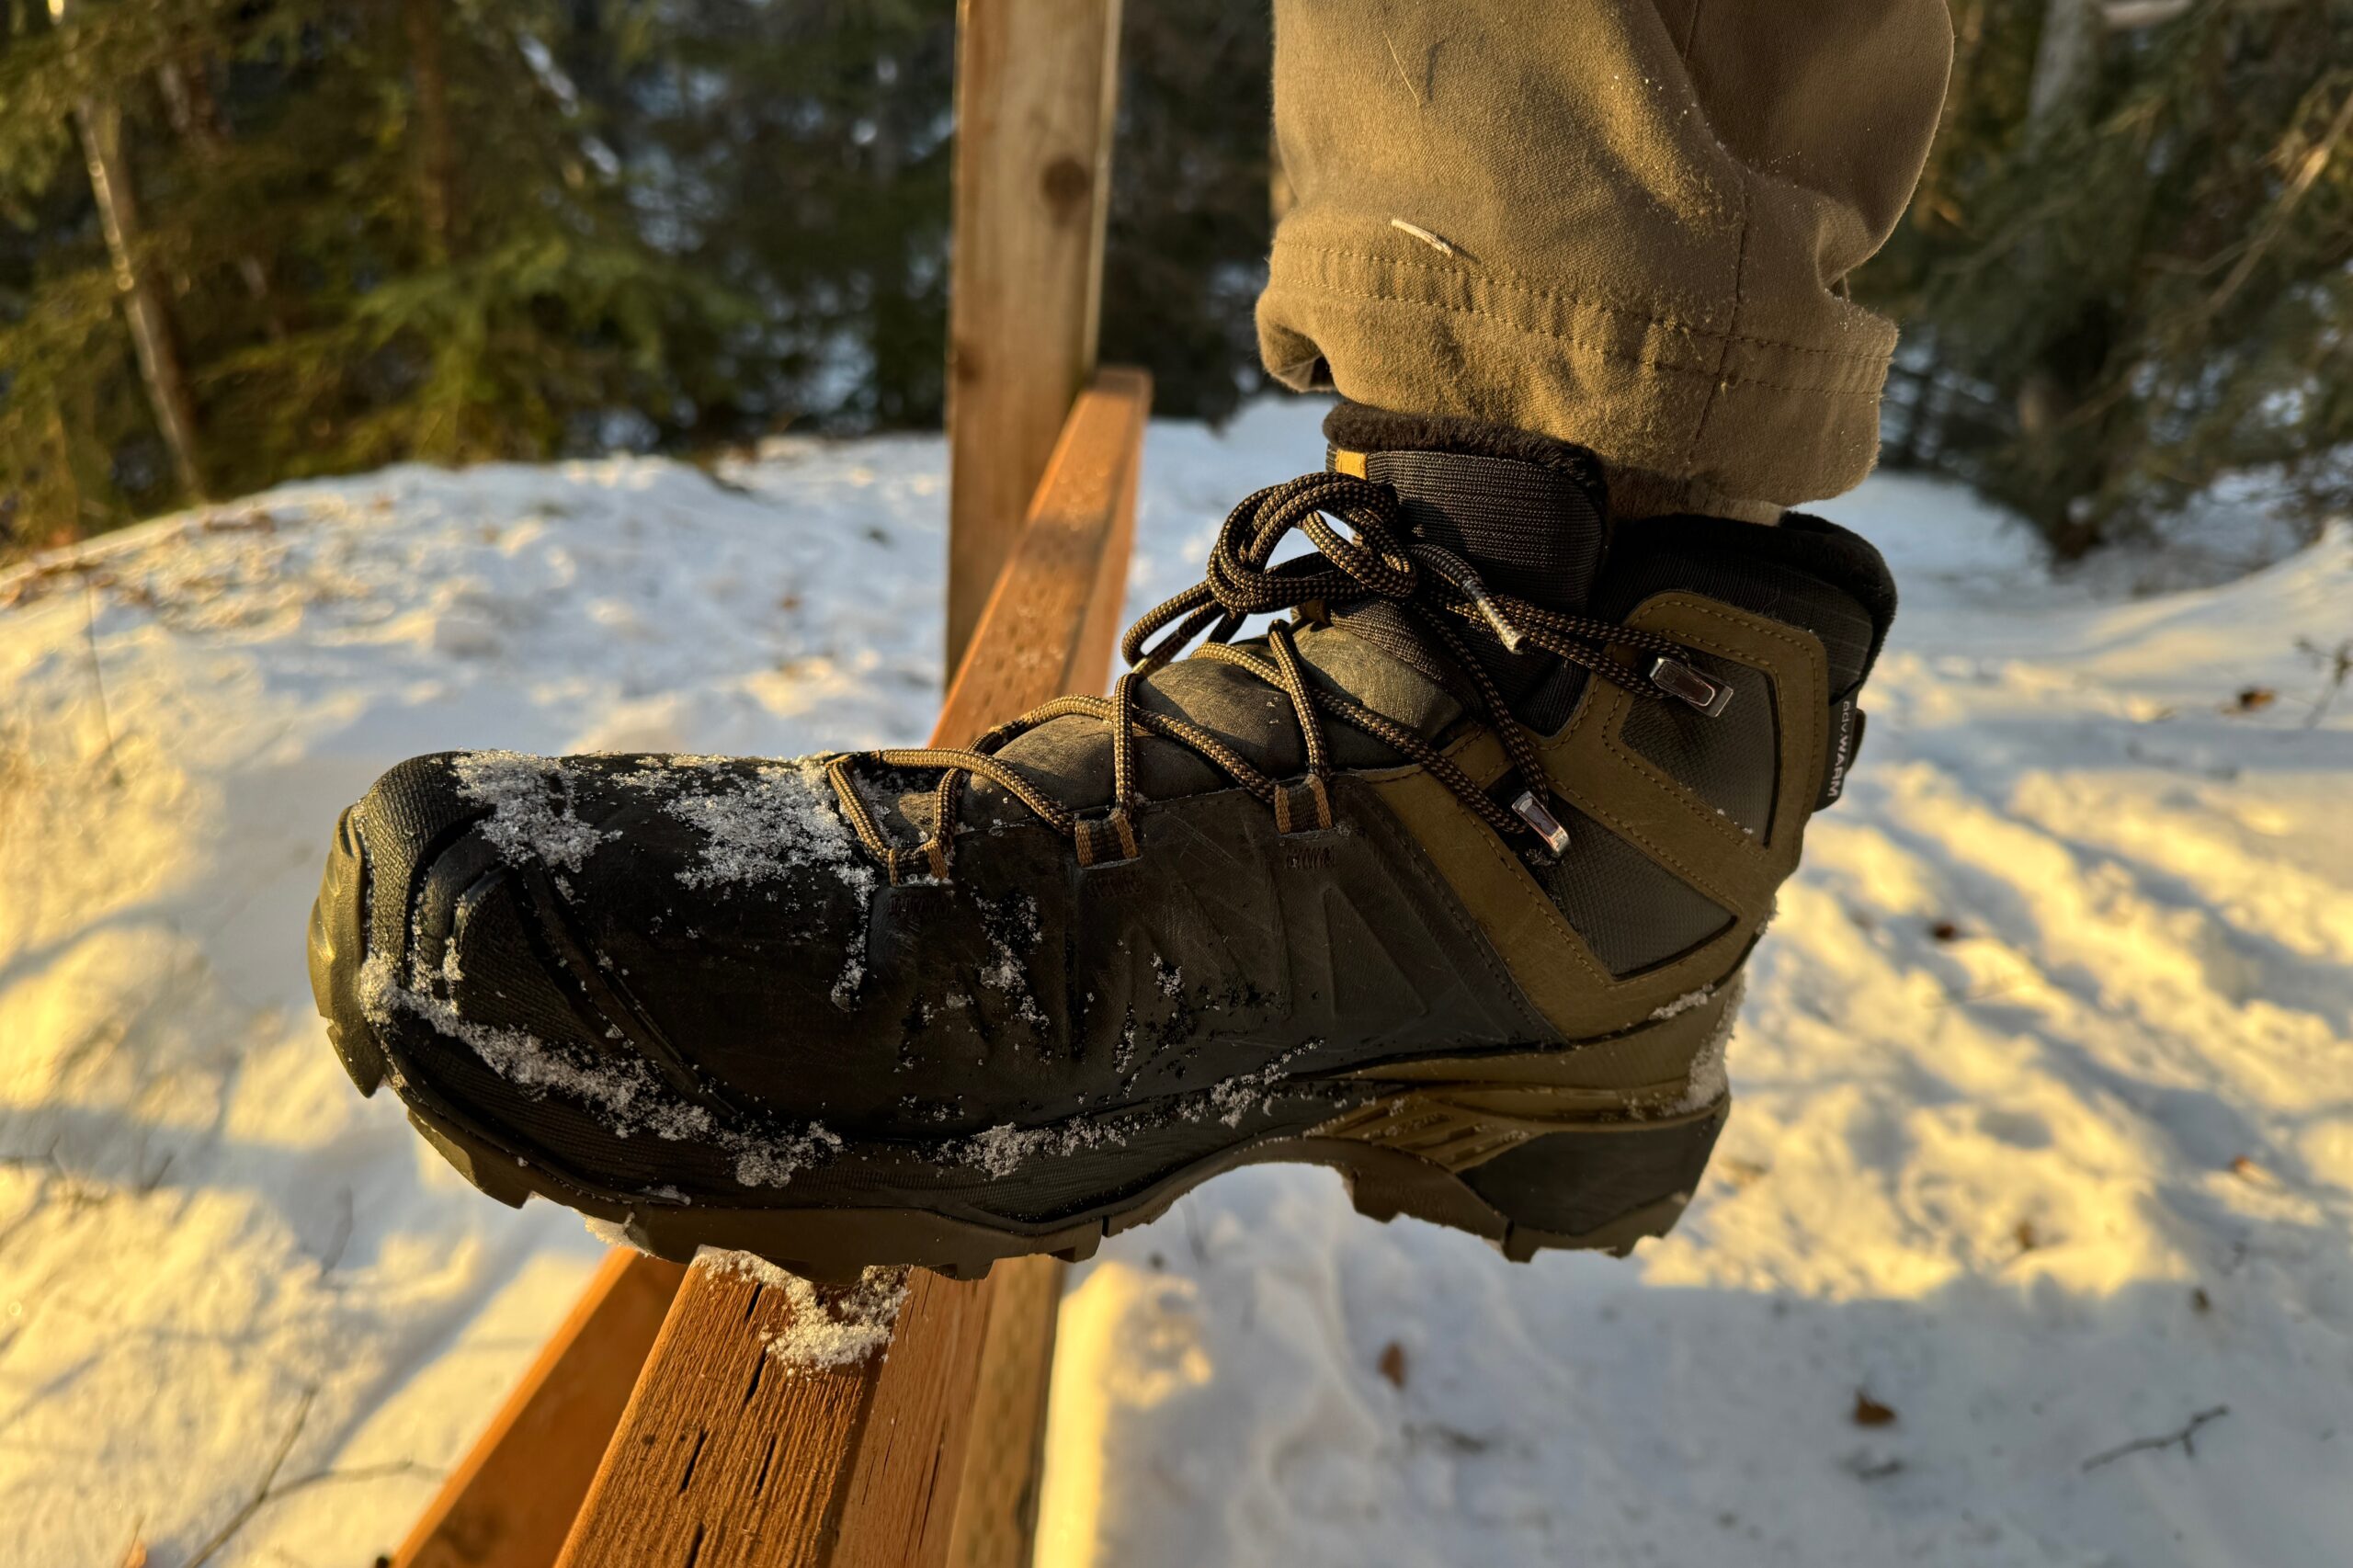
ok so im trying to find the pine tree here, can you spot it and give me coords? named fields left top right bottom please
left=0, top=1, right=1299, bottom=552
left=1097, top=0, right=1274, bottom=424
left=585, top=0, right=961, bottom=435
left=0, top=0, right=745, bottom=547
left=0, top=0, right=182, bottom=542
left=1867, top=0, right=2353, bottom=555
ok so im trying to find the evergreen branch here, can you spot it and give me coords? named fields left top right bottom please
left=2206, top=76, right=2353, bottom=314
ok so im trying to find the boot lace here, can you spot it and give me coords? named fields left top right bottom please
left=824, top=471, right=1723, bottom=880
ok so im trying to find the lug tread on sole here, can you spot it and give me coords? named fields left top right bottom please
left=312, top=809, right=389, bottom=1099
left=407, top=1111, right=534, bottom=1209
left=324, top=1020, right=386, bottom=1098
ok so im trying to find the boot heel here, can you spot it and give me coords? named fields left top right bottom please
left=1459, top=1104, right=1727, bottom=1259
left=1320, top=1096, right=1729, bottom=1260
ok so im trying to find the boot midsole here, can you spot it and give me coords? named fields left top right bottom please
left=367, top=978, right=1737, bottom=1236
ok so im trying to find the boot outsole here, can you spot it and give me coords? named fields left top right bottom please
left=311, top=807, right=1727, bottom=1283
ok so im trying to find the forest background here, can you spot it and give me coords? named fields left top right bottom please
left=2, top=0, right=2347, bottom=561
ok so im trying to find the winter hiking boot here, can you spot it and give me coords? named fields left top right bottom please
left=308, top=403, right=1894, bottom=1280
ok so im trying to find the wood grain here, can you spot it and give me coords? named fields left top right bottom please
left=942, top=1256, right=1068, bottom=1568
left=395, top=1251, right=687, bottom=1568
left=554, top=1263, right=882, bottom=1568
left=555, top=367, right=1150, bottom=1568
left=945, top=0, right=1124, bottom=676
left=828, top=1268, right=998, bottom=1568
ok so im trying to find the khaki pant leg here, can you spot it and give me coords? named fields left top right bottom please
left=1258, top=0, right=1952, bottom=512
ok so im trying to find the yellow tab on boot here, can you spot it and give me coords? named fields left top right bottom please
left=1332, top=449, right=1368, bottom=478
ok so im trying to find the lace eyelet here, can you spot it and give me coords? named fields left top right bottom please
left=883, top=838, right=951, bottom=885
left=1649, top=656, right=1734, bottom=717
left=1074, top=810, right=1142, bottom=868
left=1272, top=776, right=1335, bottom=835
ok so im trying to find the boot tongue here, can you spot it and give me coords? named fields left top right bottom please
left=1321, top=403, right=1612, bottom=726
left=1327, top=445, right=1608, bottom=609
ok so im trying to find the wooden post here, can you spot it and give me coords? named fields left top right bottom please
left=945, top=0, right=1124, bottom=677
left=554, top=369, right=1150, bottom=1568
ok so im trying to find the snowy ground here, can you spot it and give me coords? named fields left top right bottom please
left=3, top=399, right=2348, bottom=1568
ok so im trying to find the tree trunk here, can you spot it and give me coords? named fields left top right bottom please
left=156, top=55, right=286, bottom=335
left=70, top=88, right=208, bottom=503
left=2014, top=0, right=2109, bottom=553
left=2028, top=0, right=2100, bottom=133
left=404, top=0, right=460, bottom=263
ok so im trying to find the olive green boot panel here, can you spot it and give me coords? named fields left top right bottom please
left=1370, top=591, right=1829, bottom=1040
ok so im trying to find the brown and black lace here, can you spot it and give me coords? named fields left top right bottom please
left=824, top=471, right=1730, bottom=881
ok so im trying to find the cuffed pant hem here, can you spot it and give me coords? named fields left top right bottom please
left=1259, top=240, right=1895, bottom=509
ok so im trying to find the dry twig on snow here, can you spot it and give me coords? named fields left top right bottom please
left=2081, top=1404, right=2231, bottom=1471
left=180, top=1386, right=438, bottom=1568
